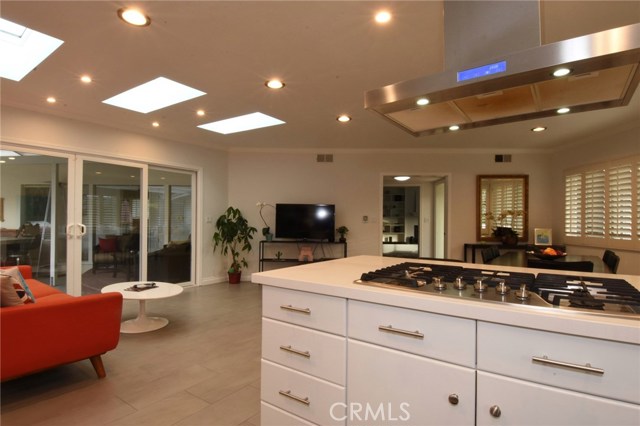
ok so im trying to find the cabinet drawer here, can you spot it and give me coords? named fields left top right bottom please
left=261, top=401, right=317, bottom=426
left=262, top=318, right=346, bottom=385
left=477, top=322, right=640, bottom=404
left=263, top=286, right=346, bottom=335
left=261, top=360, right=345, bottom=426
left=477, top=371, right=640, bottom=426
left=348, top=300, right=476, bottom=367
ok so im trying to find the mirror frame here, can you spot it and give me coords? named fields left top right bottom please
left=476, top=174, right=529, bottom=242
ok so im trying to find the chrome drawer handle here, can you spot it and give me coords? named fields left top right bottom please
left=279, top=345, right=311, bottom=358
left=279, top=390, right=310, bottom=406
left=532, top=355, right=604, bottom=376
left=378, top=325, right=424, bottom=339
left=280, top=304, right=311, bottom=315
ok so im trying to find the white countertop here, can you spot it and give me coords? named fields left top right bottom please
left=252, top=255, right=640, bottom=345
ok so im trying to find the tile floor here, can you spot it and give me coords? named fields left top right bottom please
left=1, top=281, right=262, bottom=426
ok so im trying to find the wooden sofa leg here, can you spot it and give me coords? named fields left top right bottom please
left=89, top=355, right=107, bottom=378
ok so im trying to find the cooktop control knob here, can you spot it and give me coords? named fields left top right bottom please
left=453, top=276, right=466, bottom=290
left=495, top=280, right=510, bottom=295
left=433, top=276, right=446, bottom=291
left=474, top=278, right=487, bottom=293
left=515, top=284, right=531, bottom=300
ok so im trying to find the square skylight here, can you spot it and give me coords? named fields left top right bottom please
left=0, top=18, right=64, bottom=81
left=198, top=112, right=285, bottom=134
left=102, top=77, right=206, bottom=113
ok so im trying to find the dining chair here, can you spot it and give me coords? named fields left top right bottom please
left=481, top=247, right=500, bottom=264
left=603, top=251, right=620, bottom=274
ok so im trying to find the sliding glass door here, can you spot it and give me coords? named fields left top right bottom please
left=0, top=149, right=69, bottom=289
left=1, top=146, right=196, bottom=295
left=147, top=168, right=194, bottom=284
left=78, top=160, right=142, bottom=295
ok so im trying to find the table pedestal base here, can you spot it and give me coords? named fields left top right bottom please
left=121, top=300, right=168, bottom=333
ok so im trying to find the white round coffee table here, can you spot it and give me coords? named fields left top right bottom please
left=101, top=281, right=184, bottom=333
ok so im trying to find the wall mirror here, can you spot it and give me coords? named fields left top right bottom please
left=477, top=175, right=528, bottom=242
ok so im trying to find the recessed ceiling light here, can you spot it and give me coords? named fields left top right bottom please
left=0, top=18, right=64, bottom=81
left=117, top=8, right=150, bottom=27
left=102, top=77, right=206, bottom=113
left=80, top=75, right=92, bottom=83
left=375, top=11, right=392, bottom=24
left=394, top=176, right=411, bottom=182
left=46, top=96, right=56, bottom=103
left=416, top=98, right=429, bottom=106
left=152, top=121, right=159, bottom=127
left=337, top=115, right=351, bottom=123
left=531, top=126, right=547, bottom=132
left=196, top=109, right=205, bottom=116
left=449, top=125, right=460, bottom=131
left=0, top=150, right=21, bottom=157
left=198, top=112, right=285, bottom=135
left=265, top=79, right=285, bottom=89
left=552, top=68, right=571, bottom=77
left=557, top=107, right=571, bottom=114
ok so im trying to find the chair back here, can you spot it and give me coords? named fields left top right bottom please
left=527, top=259, right=594, bottom=272
left=604, top=253, right=620, bottom=274
left=481, top=247, right=500, bottom=264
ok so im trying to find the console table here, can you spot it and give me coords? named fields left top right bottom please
left=259, top=240, right=347, bottom=272
left=463, top=242, right=529, bottom=263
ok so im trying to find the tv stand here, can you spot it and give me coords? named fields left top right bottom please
left=258, top=240, right=347, bottom=272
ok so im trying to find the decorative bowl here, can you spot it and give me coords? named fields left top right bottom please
left=527, top=250, right=566, bottom=260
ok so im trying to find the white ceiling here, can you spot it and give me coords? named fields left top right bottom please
left=1, top=1, right=638, bottom=152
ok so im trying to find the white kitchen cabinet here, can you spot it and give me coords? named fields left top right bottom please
left=261, top=286, right=347, bottom=425
left=477, top=322, right=640, bottom=404
left=347, top=340, right=475, bottom=426
left=261, top=401, right=317, bottom=426
left=349, top=299, right=476, bottom=368
left=477, top=371, right=640, bottom=426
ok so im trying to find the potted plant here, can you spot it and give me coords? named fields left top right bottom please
left=212, top=206, right=257, bottom=284
left=336, top=225, right=349, bottom=243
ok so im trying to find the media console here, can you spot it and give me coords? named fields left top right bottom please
left=258, top=240, right=347, bottom=272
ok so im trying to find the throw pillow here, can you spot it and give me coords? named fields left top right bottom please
left=0, top=266, right=36, bottom=303
left=1, top=275, right=24, bottom=306
left=99, top=237, right=117, bottom=252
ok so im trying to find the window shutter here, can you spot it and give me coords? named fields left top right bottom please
left=584, top=169, right=605, bottom=238
left=608, top=164, right=633, bottom=240
left=565, top=174, right=582, bottom=237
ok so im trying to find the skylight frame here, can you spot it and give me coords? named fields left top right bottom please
left=102, top=77, right=206, bottom=113
left=198, top=112, right=285, bottom=135
left=0, top=18, right=64, bottom=82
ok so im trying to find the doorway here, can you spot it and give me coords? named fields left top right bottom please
left=381, top=175, right=449, bottom=259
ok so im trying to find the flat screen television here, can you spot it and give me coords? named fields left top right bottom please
left=275, top=203, right=335, bottom=242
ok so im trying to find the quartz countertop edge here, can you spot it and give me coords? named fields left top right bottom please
left=252, top=255, right=640, bottom=345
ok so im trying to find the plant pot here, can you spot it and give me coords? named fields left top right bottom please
left=339, top=237, right=346, bottom=243
left=228, top=271, right=242, bottom=284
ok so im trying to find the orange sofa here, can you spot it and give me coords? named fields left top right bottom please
left=0, top=265, right=123, bottom=381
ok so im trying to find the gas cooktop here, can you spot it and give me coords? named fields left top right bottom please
left=356, top=262, right=640, bottom=320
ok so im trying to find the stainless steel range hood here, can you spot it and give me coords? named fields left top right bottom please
left=365, top=23, right=640, bottom=136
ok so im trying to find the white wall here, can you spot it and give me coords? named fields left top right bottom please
left=228, top=149, right=554, bottom=276
left=1, top=106, right=229, bottom=283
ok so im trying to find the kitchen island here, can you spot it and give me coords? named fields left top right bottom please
left=252, top=255, right=640, bottom=426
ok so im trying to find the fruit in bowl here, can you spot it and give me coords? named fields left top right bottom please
left=531, top=247, right=566, bottom=259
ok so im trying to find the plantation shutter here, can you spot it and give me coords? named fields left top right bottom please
left=584, top=169, right=605, bottom=238
left=565, top=174, right=582, bottom=237
left=608, top=164, right=633, bottom=240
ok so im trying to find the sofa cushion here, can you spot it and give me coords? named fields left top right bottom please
left=99, top=237, right=117, bottom=252
left=1, top=274, right=34, bottom=307
left=0, top=267, right=35, bottom=305
left=26, top=279, right=67, bottom=299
